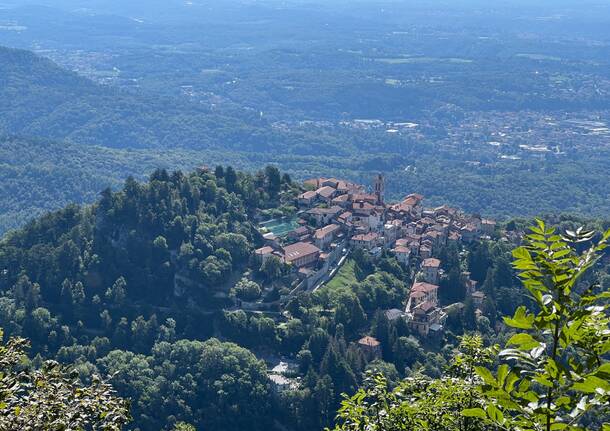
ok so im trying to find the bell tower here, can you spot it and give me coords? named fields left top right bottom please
left=374, top=173, right=385, bottom=205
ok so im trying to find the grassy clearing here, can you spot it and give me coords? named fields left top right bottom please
left=325, top=258, right=358, bottom=290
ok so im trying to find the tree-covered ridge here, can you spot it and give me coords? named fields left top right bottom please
left=1, top=165, right=294, bottom=308
left=0, top=165, right=299, bottom=429
left=0, top=166, right=608, bottom=430
left=98, top=338, right=272, bottom=431
left=0, top=45, right=271, bottom=151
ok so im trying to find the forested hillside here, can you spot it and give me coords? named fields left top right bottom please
left=0, top=166, right=301, bottom=429
left=0, top=136, right=202, bottom=232
left=0, top=166, right=608, bottom=430
left=2, top=43, right=610, bottom=232
left=0, top=45, right=267, bottom=150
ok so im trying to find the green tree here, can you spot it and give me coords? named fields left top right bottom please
left=260, top=255, right=284, bottom=281
left=0, top=329, right=130, bottom=430
left=331, top=335, right=496, bottom=431
left=230, top=278, right=262, bottom=301
left=106, top=277, right=127, bottom=306
left=264, top=165, right=282, bottom=197
left=173, top=423, right=197, bottom=431
left=470, top=221, right=610, bottom=430
left=225, top=166, right=237, bottom=191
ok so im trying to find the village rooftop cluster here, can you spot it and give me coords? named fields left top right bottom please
left=254, top=175, right=496, bottom=339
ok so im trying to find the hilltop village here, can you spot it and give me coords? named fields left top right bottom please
left=252, top=175, right=497, bottom=342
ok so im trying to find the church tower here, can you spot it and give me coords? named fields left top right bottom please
left=374, top=173, right=385, bottom=205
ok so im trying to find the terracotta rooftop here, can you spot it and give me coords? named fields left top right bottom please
left=307, top=206, right=343, bottom=215
left=299, top=190, right=317, bottom=199
left=336, top=180, right=362, bottom=192
left=391, top=193, right=424, bottom=212
left=283, top=242, right=320, bottom=263
left=303, top=178, right=323, bottom=188
left=352, top=232, right=379, bottom=242
left=316, top=186, right=336, bottom=199
left=291, top=226, right=310, bottom=235
left=353, top=201, right=375, bottom=211
left=314, top=224, right=341, bottom=239
left=332, top=194, right=349, bottom=203
left=352, top=193, right=377, bottom=203
left=422, top=258, right=441, bottom=268
left=411, top=281, right=439, bottom=294
left=358, top=336, right=381, bottom=347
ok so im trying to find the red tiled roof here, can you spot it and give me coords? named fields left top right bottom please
left=283, top=242, right=320, bottom=263
left=291, top=226, right=310, bottom=235
left=424, top=230, right=442, bottom=239
left=353, top=201, right=375, bottom=211
left=316, top=186, right=336, bottom=199
left=358, top=336, right=380, bottom=347
left=352, top=193, right=377, bottom=203
left=299, top=190, right=317, bottom=199
left=411, top=281, right=439, bottom=293
left=304, top=178, right=323, bottom=188
left=314, top=224, right=341, bottom=240
left=352, top=232, right=379, bottom=242
left=336, top=180, right=361, bottom=192
left=422, top=258, right=441, bottom=268
left=307, top=206, right=343, bottom=215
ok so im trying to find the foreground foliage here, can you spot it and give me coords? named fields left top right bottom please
left=472, top=221, right=610, bottom=430
left=0, top=329, right=130, bottom=430
left=331, top=335, right=497, bottom=430
left=333, top=222, right=610, bottom=431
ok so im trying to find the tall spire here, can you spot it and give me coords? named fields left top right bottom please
left=374, top=173, right=385, bottom=205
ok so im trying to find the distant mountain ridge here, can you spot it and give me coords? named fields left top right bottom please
left=0, top=44, right=272, bottom=150
left=1, top=44, right=609, bottom=234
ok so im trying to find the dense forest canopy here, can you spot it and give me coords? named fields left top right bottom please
left=0, top=165, right=608, bottom=430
